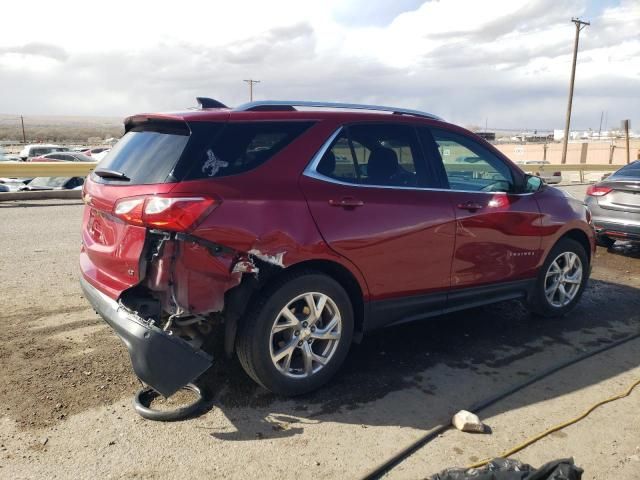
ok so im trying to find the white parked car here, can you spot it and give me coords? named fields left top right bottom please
left=18, top=144, right=68, bottom=160
left=0, top=147, right=22, bottom=162
left=516, top=160, right=562, bottom=185
left=92, top=149, right=111, bottom=162
left=0, top=176, right=33, bottom=192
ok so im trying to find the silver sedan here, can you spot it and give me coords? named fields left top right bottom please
left=585, top=161, right=640, bottom=247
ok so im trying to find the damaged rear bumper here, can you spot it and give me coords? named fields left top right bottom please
left=80, top=276, right=212, bottom=397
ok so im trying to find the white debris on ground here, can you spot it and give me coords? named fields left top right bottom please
left=452, top=410, right=486, bottom=433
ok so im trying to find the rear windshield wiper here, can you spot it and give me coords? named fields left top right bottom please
left=94, top=169, right=131, bottom=181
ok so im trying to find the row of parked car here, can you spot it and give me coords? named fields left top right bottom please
left=13, top=144, right=111, bottom=162
left=515, top=160, right=562, bottom=184
left=0, top=144, right=112, bottom=193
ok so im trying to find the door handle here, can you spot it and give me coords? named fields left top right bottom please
left=329, top=197, right=365, bottom=208
left=457, top=201, right=484, bottom=211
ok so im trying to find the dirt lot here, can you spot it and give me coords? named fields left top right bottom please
left=1, top=194, right=639, bottom=479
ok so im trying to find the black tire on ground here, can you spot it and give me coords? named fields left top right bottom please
left=526, top=237, right=589, bottom=318
left=596, top=235, right=615, bottom=248
left=236, top=271, right=354, bottom=396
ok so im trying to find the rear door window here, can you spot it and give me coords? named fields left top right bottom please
left=315, top=123, right=428, bottom=188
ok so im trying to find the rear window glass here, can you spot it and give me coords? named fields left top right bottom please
left=182, top=121, right=314, bottom=180
left=612, top=162, right=640, bottom=178
left=94, top=120, right=313, bottom=184
left=93, top=121, right=194, bottom=184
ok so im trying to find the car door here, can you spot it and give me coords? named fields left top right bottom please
left=300, top=122, right=457, bottom=329
left=418, top=126, right=543, bottom=291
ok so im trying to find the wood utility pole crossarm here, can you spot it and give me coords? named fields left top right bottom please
left=243, top=79, right=260, bottom=101
left=561, top=18, right=589, bottom=164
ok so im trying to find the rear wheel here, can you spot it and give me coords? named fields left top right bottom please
left=236, top=272, right=354, bottom=396
left=526, top=238, right=589, bottom=317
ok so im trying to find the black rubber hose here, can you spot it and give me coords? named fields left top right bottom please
left=360, top=330, right=640, bottom=480
left=133, top=383, right=209, bottom=422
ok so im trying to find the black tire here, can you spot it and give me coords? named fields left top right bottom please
left=596, top=235, right=615, bottom=248
left=236, top=271, right=354, bottom=396
left=526, top=238, right=589, bottom=317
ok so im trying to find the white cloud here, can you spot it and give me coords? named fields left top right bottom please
left=0, top=0, right=638, bottom=130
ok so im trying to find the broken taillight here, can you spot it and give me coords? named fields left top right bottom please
left=113, top=195, right=217, bottom=231
left=585, top=185, right=612, bottom=197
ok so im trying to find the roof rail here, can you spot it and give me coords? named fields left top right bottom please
left=233, top=100, right=442, bottom=120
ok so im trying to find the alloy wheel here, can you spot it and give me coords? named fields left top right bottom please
left=269, top=292, right=342, bottom=378
left=544, top=251, right=583, bottom=308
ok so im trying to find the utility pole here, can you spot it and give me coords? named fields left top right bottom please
left=20, top=115, right=26, bottom=143
left=623, top=119, right=630, bottom=164
left=598, top=111, right=603, bottom=138
left=561, top=17, right=589, bottom=164
left=243, top=79, right=260, bottom=102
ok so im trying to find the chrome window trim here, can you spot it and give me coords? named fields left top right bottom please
left=304, top=127, right=344, bottom=175
left=302, top=127, right=535, bottom=196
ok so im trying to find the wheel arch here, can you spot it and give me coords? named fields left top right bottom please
left=284, top=259, right=366, bottom=341
left=223, top=258, right=366, bottom=356
left=561, top=228, right=593, bottom=263
left=527, top=228, right=592, bottom=316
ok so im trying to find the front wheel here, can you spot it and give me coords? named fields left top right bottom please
left=236, top=272, right=354, bottom=396
left=526, top=238, right=589, bottom=317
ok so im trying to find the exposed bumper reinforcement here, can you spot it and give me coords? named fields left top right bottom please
left=80, top=276, right=213, bottom=397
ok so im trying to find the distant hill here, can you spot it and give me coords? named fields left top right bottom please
left=0, top=114, right=124, bottom=143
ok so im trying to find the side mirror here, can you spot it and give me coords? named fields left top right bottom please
left=524, top=174, right=544, bottom=193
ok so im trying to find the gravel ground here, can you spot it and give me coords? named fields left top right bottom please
left=0, top=194, right=639, bottom=479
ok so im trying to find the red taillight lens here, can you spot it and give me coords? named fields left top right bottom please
left=113, top=195, right=217, bottom=231
left=586, top=185, right=612, bottom=197
left=114, top=197, right=145, bottom=226
left=143, top=196, right=216, bottom=231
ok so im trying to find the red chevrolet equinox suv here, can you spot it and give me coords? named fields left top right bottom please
left=80, top=98, right=595, bottom=397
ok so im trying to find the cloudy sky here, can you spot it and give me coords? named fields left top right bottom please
left=0, top=0, right=638, bottom=130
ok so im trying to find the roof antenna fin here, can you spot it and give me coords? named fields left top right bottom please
left=196, top=97, right=228, bottom=109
